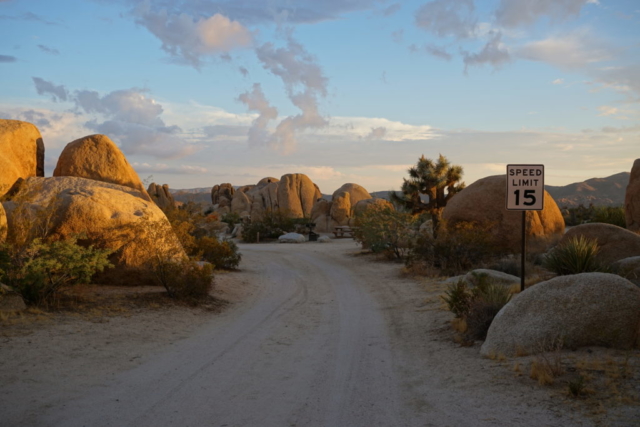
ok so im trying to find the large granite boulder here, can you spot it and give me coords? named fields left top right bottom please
left=53, top=134, right=150, bottom=201
left=330, top=192, right=351, bottom=225
left=231, top=189, right=252, bottom=217
left=613, top=256, right=640, bottom=286
left=0, top=203, right=7, bottom=243
left=3, top=176, right=185, bottom=268
left=442, top=175, right=565, bottom=251
left=560, top=223, right=640, bottom=264
left=353, top=198, right=393, bottom=217
left=277, top=173, right=322, bottom=218
left=147, top=183, right=176, bottom=211
left=0, top=119, right=44, bottom=196
left=626, top=159, right=640, bottom=232
left=481, top=273, right=640, bottom=357
left=332, top=183, right=372, bottom=212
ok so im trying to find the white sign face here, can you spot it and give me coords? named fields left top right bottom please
left=506, top=164, right=545, bottom=210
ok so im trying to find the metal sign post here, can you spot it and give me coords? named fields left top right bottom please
left=506, top=164, right=545, bottom=292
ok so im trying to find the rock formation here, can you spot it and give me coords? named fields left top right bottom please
left=442, top=175, right=565, bottom=251
left=480, top=273, right=640, bottom=357
left=210, top=175, right=320, bottom=221
left=277, top=174, right=322, bottom=218
left=0, top=119, right=44, bottom=197
left=147, top=183, right=176, bottom=211
left=560, top=223, right=640, bottom=263
left=310, top=184, right=394, bottom=233
left=2, top=177, right=185, bottom=268
left=53, top=134, right=150, bottom=201
left=626, top=159, right=640, bottom=232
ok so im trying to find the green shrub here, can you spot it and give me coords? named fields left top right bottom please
left=592, top=206, right=626, bottom=228
left=241, top=209, right=300, bottom=243
left=0, top=237, right=112, bottom=305
left=543, top=236, right=609, bottom=275
left=354, top=204, right=417, bottom=259
left=442, top=279, right=472, bottom=318
left=408, top=221, right=501, bottom=275
left=221, top=212, right=241, bottom=229
left=443, top=274, right=512, bottom=340
left=151, top=258, right=214, bottom=301
left=196, top=236, right=242, bottom=270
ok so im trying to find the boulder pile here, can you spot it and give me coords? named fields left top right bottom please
left=311, top=183, right=393, bottom=232
left=210, top=175, right=321, bottom=220
left=0, top=121, right=186, bottom=275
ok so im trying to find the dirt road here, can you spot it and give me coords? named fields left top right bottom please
left=1, top=239, right=595, bottom=426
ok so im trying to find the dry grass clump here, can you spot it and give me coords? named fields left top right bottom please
left=543, top=236, right=609, bottom=275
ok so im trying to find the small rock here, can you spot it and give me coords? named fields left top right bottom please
left=278, top=233, right=306, bottom=243
left=318, top=235, right=331, bottom=243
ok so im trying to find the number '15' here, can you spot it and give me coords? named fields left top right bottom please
left=514, top=189, right=536, bottom=206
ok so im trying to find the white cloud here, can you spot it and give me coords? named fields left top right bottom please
left=132, top=162, right=209, bottom=175
left=518, top=29, right=612, bottom=69
left=414, top=0, right=477, bottom=39
left=363, top=127, right=387, bottom=140
left=30, top=78, right=195, bottom=159
left=462, top=32, right=511, bottom=72
left=597, top=105, right=619, bottom=116
left=552, top=78, right=564, bottom=84
left=32, top=77, right=68, bottom=102
left=134, top=2, right=252, bottom=68
left=250, top=36, right=329, bottom=154
left=237, top=83, right=278, bottom=148
left=495, top=0, right=593, bottom=28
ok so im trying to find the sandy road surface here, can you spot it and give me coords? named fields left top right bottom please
left=1, top=239, right=599, bottom=426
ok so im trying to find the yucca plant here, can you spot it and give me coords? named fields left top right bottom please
left=543, top=236, right=608, bottom=275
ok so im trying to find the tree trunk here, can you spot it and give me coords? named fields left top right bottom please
left=431, top=208, right=444, bottom=239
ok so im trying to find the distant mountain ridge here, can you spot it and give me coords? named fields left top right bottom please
left=545, top=172, right=629, bottom=208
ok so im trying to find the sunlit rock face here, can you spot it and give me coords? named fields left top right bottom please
left=54, top=134, right=150, bottom=201
left=0, top=119, right=44, bottom=197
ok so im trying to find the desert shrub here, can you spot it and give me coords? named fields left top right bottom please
left=353, top=204, right=417, bottom=259
left=442, top=279, right=472, bottom=318
left=150, top=258, right=213, bottom=301
left=221, top=212, right=241, bottom=229
left=443, top=274, right=512, bottom=340
left=543, top=236, right=609, bottom=275
left=591, top=206, right=626, bottom=228
left=0, top=237, right=112, bottom=305
left=241, top=209, right=300, bottom=243
left=465, top=280, right=512, bottom=340
left=195, top=236, right=241, bottom=270
left=408, top=221, right=501, bottom=275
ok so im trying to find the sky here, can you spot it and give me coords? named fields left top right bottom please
left=1, top=0, right=639, bottom=193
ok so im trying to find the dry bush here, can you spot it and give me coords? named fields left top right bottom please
left=543, top=235, right=609, bottom=275
left=409, top=221, right=503, bottom=276
left=195, top=236, right=242, bottom=270
left=150, top=258, right=213, bottom=301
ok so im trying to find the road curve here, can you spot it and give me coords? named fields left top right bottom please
left=36, top=242, right=407, bottom=427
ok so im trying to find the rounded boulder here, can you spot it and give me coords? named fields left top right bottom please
left=560, top=223, right=640, bottom=264
left=53, top=134, right=150, bottom=200
left=442, top=175, right=565, bottom=251
left=480, top=273, right=640, bottom=357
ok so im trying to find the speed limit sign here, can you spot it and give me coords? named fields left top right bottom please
left=506, top=164, right=544, bottom=210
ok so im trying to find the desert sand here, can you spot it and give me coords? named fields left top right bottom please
left=0, top=238, right=637, bottom=426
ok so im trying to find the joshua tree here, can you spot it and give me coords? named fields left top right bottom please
left=391, top=154, right=465, bottom=237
